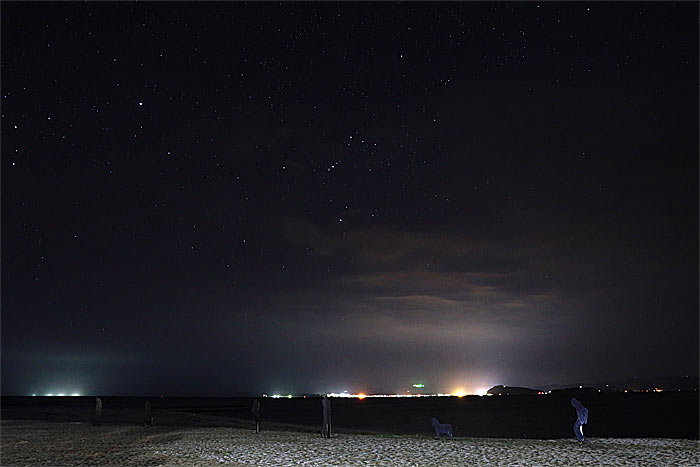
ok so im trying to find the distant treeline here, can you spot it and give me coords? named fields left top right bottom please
left=489, top=375, right=699, bottom=395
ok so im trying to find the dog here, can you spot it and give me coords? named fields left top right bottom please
left=431, top=417, right=453, bottom=439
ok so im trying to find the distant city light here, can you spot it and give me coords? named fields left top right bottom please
left=326, top=391, right=484, bottom=398
left=262, top=388, right=506, bottom=400
left=327, top=392, right=432, bottom=398
left=39, top=391, right=82, bottom=396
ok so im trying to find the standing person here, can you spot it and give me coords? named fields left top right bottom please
left=251, top=399, right=261, bottom=434
left=321, top=396, right=332, bottom=438
left=570, top=398, right=588, bottom=441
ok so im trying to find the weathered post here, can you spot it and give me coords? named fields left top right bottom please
left=252, top=399, right=261, bottom=434
left=144, top=400, right=153, bottom=427
left=94, top=397, right=103, bottom=426
left=321, top=395, right=332, bottom=438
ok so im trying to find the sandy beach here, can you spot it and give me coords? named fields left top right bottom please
left=2, top=419, right=698, bottom=466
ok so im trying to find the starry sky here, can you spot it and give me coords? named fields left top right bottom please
left=2, top=2, right=698, bottom=397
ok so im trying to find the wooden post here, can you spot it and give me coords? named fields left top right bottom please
left=252, top=399, right=261, bottom=434
left=322, top=396, right=332, bottom=438
left=94, top=397, right=103, bottom=426
left=144, top=401, right=153, bottom=427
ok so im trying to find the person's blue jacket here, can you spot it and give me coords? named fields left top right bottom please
left=571, top=398, right=588, bottom=424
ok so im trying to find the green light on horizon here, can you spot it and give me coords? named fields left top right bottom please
left=412, top=383, right=425, bottom=388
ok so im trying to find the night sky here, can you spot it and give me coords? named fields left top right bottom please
left=2, top=2, right=697, bottom=397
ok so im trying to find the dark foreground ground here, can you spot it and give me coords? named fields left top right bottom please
left=2, top=391, right=698, bottom=439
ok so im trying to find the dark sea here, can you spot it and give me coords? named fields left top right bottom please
left=2, top=391, right=697, bottom=439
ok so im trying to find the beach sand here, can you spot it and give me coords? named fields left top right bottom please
left=2, top=419, right=698, bottom=466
